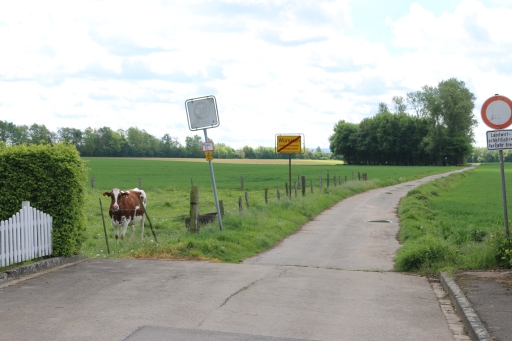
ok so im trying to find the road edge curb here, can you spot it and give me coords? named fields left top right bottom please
left=440, top=271, right=493, bottom=341
left=0, top=255, right=85, bottom=284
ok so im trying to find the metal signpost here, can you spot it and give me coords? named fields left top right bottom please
left=482, top=94, right=512, bottom=238
left=185, top=95, right=223, bottom=230
left=276, top=134, right=305, bottom=198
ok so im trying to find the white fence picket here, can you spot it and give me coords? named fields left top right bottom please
left=0, top=202, right=53, bottom=268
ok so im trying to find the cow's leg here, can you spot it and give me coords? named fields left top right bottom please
left=130, top=224, right=135, bottom=238
left=140, top=216, right=145, bottom=239
left=112, top=223, right=120, bottom=242
left=120, top=221, right=130, bottom=240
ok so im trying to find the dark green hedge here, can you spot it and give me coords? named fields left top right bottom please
left=0, top=143, right=87, bottom=256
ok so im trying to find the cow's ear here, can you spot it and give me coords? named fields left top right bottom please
left=121, top=191, right=129, bottom=197
left=103, top=192, right=111, bottom=197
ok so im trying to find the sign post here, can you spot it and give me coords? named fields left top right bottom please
left=276, top=134, right=305, bottom=198
left=185, top=95, right=223, bottom=230
left=482, top=94, right=512, bottom=238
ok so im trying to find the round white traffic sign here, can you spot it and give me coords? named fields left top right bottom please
left=481, top=95, right=512, bottom=129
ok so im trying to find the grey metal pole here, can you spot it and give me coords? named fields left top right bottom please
left=499, top=149, right=509, bottom=238
left=203, top=129, right=223, bottom=230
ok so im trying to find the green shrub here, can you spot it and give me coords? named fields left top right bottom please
left=0, top=143, right=87, bottom=256
left=395, top=236, right=454, bottom=272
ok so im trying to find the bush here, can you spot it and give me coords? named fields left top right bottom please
left=395, top=236, right=454, bottom=272
left=0, top=143, right=87, bottom=256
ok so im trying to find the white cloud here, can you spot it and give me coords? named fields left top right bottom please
left=1, top=0, right=511, bottom=150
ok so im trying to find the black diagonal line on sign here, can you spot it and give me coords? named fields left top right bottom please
left=278, top=136, right=301, bottom=152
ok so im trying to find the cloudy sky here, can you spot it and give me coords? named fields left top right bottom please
left=1, top=0, right=511, bottom=150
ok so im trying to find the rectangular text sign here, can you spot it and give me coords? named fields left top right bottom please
left=487, top=130, right=512, bottom=150
left=277, top=135, right=302, bottom=153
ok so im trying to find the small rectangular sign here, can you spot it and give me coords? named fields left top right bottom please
left=276, top=135, right=302, bottom=153
left=202, top=142, right=214, bottom=152
left=205, top=151, right=213, bottom=161
left=487, top=130, right=512, bottom=150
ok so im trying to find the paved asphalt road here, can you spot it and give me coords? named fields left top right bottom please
left=0, top=168, right=474, bottom=341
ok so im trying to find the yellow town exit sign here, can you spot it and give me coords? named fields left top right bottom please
left=276, top=135, right=303, bottom=153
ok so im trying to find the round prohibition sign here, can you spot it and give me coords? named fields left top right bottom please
left=481, top=95, right=512, bottom=129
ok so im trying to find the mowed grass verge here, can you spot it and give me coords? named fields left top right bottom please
left=396, top=163, right=512, bottom=273
left=83, top=158, right=462, bottom=263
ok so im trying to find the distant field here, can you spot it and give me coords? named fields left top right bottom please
left=116, top=157, right=345, bottom=165
left=83, top=157, right=461, bottom=191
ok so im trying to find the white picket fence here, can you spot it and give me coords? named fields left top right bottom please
left=0, top=201, right=53, bottom=267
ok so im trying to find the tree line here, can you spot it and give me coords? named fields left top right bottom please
left=329, top=78, right=477, bottom=166
left=0, top=121, right=333, bottom=160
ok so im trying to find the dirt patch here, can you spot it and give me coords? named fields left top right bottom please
left=457, top=269, right=512, bottom=289
left=455, top=270, right=512, bottom=341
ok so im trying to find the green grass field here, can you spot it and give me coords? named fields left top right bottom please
left=81, top=158, right=462, bottom=263
left=396, top=163, right=512, bottom=273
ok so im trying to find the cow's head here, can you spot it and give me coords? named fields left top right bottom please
left=103, top=188, right=129, bottom=212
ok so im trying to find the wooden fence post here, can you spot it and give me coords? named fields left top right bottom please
left=138, top=177, right=142, bottom=189
left=190, top=178, right=194, bottom=187
left=91, top=177, right=95, bottom=189
left=99, top=198, right=110, bottom=254
left=264, top=189, right=268, bottom=204
left=238, top=197, right=243, bottom=212
left=301, top=176, right=306, bottom=196
left=277, top=187, right=281, bottom=200
left=245, top=192, right=249, bottom=207
left=297, top=174, right=301, bottom=190
left=219, top=200, right=224, bottom=217
left=189, top=186, right=199, bottom=233
left=358, top=172, right=361, bottom=181
left=294, top=182, right=297, bottom=198
left=334, top=176, right=337, bottom=187
left=319, top=173, right=322, bottom=190
left=240, top=176, right=244, bottom=191
left=285, top=183, right=289, bottom=198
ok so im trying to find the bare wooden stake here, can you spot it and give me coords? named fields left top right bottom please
left=294, top=182, right=297, bottom=198
left=99, top=198, right=110, bottom=254
left=91, top=177, right=95, bottom=189
left=138, top=195, right=157, bottom=241
left=245, top=191, right=249, bottom=207
left=277, top=187, right=281, bottom=200
left=285, top=183, right=289, bottom=198
left=189, top=186, right=199, bottom=233
left=240, top=176, right=244, bottom=191
left=219, top=200, right=224, bottom=217
left=301, top=176, right=306, bottom=196
left=264, top=188, right=268, bottom=204
left=310, top=180, right=313, bottom=193
left=138, top=177, right=142, bottom=189
left=238, top=197, right=243, bottom=212
left=327, top=170, right=330, bottom=188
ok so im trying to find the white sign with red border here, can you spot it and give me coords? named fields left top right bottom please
left=481, top=95, right=512, bottom=129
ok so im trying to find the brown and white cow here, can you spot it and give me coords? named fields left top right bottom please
left=102, top=188, right=147, bottom=240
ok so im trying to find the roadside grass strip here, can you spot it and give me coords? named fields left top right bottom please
left=396, top=163, right=512, bottom=273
